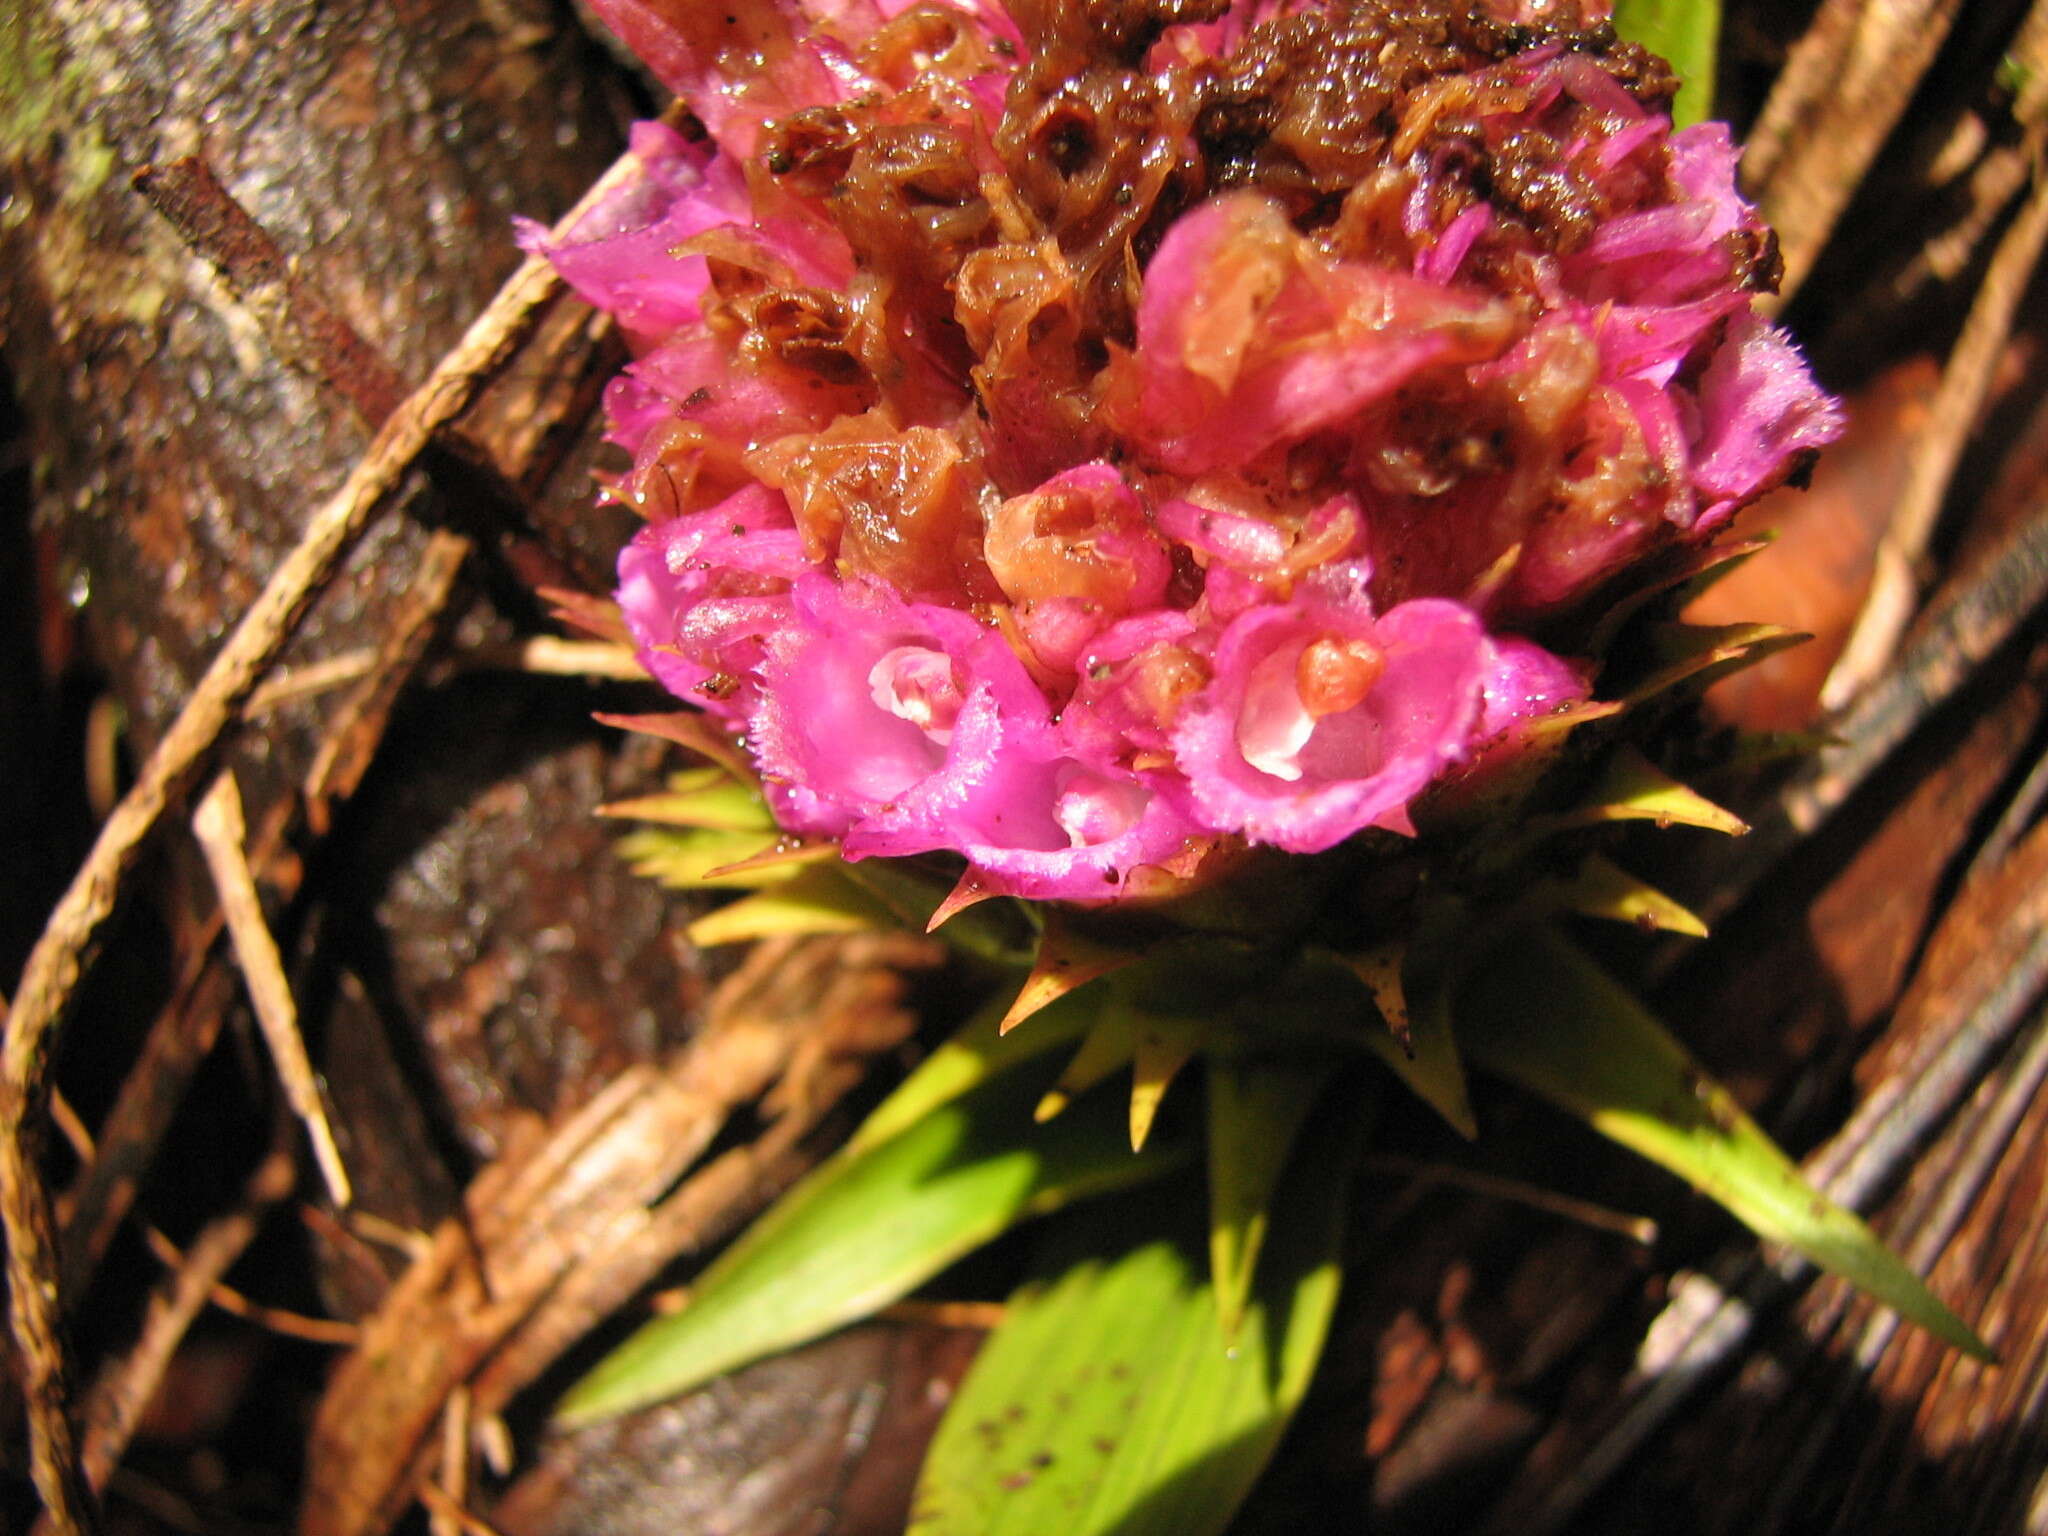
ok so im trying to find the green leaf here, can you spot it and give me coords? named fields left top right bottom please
left=617, top=825, right=806, bottom=889
left=1588, top=538, right=1767, bottom=655
left=911, top=1102, right=1362, bottom=1536
left=1624, top=621, right=1808, bottom=704
left=1207, top=1058, right=1329, bottom=1339
left=559, top=1058, right=1189, bottom=1425
left=594, top=710, right=760, bottom=785
left=683, top=864, right=895, bottom=944
left=998, top=913, right=1144, bottom=1035
left=1612, top=0, right=1721, bottom=127
left=1314, top=948, right=1478, bottom=1139
left=1454, top=926, right=1993, bottom=1359
left=1543, top=746, right=1749, bottom=837
left=836, top=856, right=1041, bottom=965
left=850, top=983, right=1102, bottom=1156
left=600, top=767, right=775, bottom=832
left=1539, top=853, right=1709, bottom=938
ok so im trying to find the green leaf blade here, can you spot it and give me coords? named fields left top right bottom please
left=911, top=1102, right=1363, bottom=1536
left=1207, top=1058, right=1329, bottom=1339
left=558, top=1061, right=1188, bottom=1425
left=850, top=983, right=1102, bottom=1156
left=1612, top=0, right=1721, bottom=127
left=1455, top=926, right=1992, bottom=1359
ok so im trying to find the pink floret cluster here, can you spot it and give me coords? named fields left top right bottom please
left=526, top=0, right=1842, bottom=901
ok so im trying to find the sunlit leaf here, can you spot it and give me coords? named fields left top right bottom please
left=1207, top=1057, right=1329, bottom=1339
left=1130, top=1033, right=1196, bottom=1152
left=1035, top=1013, right=1146, bottom=1124
left=1454, top=925, right=1993, bottom=1359
left=1612, top=0, right=1721, bottom=127
left=929, top=866, right=1004, bottom=930
left=1032, top=945, right=1266, bottom=1124
left=560, top=1059, right=1189, bottom=1425
left=683, top=865, right=895, bottom=944
left=910, top=1101, right=1362, bottom=1536
left=698, top=839, right=846, bottom=882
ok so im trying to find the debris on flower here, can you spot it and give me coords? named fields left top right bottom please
left=525, top=0, right=1844, bottom=902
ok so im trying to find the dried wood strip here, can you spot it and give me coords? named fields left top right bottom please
left=1822, top=156, right=2048, bottom=709
left=136, top=1224, right=360, bottom=1346
left=301, top=529, right=474, bottom=835
left=1669, top=501, right=2048, bottom=946
left=1500, top=813, right=2048, bottom=1536
left=1749, top=0, right=1968, bottom=305
left=0, top=135, right=657, bottom=1536
left=1741, top=0, right=1870, bottom=191
left=55, top=1145, right=295, bottom=1527
left=131, top=157, right=409, bottom=425
left=299, top=933, right=930, bottom=1536
left=192, top=774, right=351, bottom=1206
left=1741, top=1013, right=2048, bottom=1536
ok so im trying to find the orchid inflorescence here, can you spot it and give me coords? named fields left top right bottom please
left=535, top=6, right=1997, bottom=1523
left=525, top=0, right=1842, bottom=906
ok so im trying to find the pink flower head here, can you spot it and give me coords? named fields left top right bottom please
left=549, top=0, right=1841, bottom=901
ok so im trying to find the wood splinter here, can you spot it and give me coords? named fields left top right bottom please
left=192, top=773, right=353, bottom=1208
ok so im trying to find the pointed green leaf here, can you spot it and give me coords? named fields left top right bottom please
left=1612, top=0, right=1721, bottom=126
left=1036, top=1013, right=1144, bottom=1124
left=1425, top=701, right=1623, bottom=828
left=1723, top=727, right=1840, bottom=771
left=910, top=1102, right=1362, bottom=1536
left=698, top=839, right=847, bottom=882
left=600, top=768, right=775, bottom=832
left=1625, top=621, right=1808, bottom=704
left=1454, top=926, right=1992, bottom=1360
left=560, top=1060, right=1190, bottom=1425
left=999, top=914, right=1142, bottom=1036
left=594, top=710, right=759, bottom=785
left=1315, top=949, right=1478, bottom=1139
left=1547, top=746, right=1749, bottom=837
left=1207, top=1058, right=1329, bottom=1339
left=684, top=864, right=895, bottom=945
left=836, top=857, right=1040, bottom=965
left=1347, top=942, right=1410, bottom=1048
left=1130, top=1034, right=1195, bottom=1152
left=1589, top=538, right=1767, bottom=655
left=1541, top=854, right=1709, bottom=938
left=617, top=825, right=804, bottom=889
